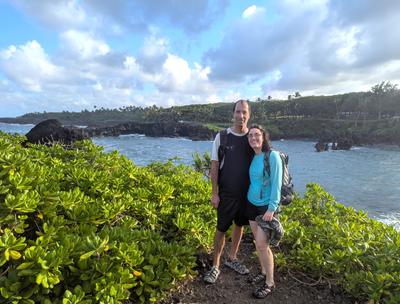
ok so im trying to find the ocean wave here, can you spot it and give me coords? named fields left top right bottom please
left=0, top=122, right=34, bottom=127
left=378, top=214, right=400, bottom=231
left=118, top=134, right=146, bottom=138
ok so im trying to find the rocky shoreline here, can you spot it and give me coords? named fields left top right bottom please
left=2, top=116, right=399, bottom=146
left=20, top=119, right=216, bottom=144
left=83, top=121, right=216, bottom=141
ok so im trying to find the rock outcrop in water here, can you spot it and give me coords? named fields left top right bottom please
left=25, top=119, right=88, bottom=146
left=331, top=138, right=353, bottom=150
left=315, top=137, right=353, bottom=152
left=315, top=141, right=329, bottom=152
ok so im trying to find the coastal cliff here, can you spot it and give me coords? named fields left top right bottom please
left=83, top=121, right=216, bottom=141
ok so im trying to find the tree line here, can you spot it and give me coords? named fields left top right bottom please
left=13, top=81, right=400, bottom=126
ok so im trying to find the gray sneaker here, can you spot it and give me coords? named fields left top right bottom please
left=223, top=259, right=249, bottom=275
left=203, top=266, right=220, bottom=284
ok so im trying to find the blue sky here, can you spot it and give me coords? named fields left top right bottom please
left=1, top=0, right=400, bottom=117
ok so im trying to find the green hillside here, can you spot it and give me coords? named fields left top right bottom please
left=1, top=82, right=399, bottom=144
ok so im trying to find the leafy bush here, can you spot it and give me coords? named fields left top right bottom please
left=192, top=152, right=211, bottom=179
left=1, top=131, right=399, bottom=303
left=278, top=183, right=400, bottom=304
left=0, top=132, right=215, bottom=303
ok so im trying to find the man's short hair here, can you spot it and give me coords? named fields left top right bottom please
left=232, top=99, right=251, bottom=113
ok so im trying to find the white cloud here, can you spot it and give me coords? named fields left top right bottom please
left=206, top=0, right=400, bottom=96
left=2, top=0, right=400, bottom=117
left=92, top=82, right=103, bottom=91
left=0, top=32, right=216, bottom=117
left=123, top=56, right=137, bottom=70
left=60, top=30, right=110, bottom=60
left=205, top=2, right=324, bottom=80
left=136, top=35, right=168, bottom=73
left=12, top=0, right=228, bottom=35
left=333, top=27, right=359, bottom=65
left=12, top=0, right=88, bottom=30
left=328, top=0, right=400, bottom=26
left=81, top=0, right=229, bottom=34
left=0, top=41, right=63, bottom=92
left=153, top=54, right=213, bottom=95
left=160, top=54, right=191, bottom=90
left=243, top=5, right=257, bottom=18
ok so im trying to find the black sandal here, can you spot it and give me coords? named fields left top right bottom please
left=247, top=271, right=266, bottom=284
left=252, top=283, right=275, bottom=299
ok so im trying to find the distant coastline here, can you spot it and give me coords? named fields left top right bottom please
left=0, top=120, right=216, bottom=141
left=1, top=116, right=399, bottom=146
left=1, top=94, right=400, bottom=145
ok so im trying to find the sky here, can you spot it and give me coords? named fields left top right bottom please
left=1, top=0, right=400, bottom=117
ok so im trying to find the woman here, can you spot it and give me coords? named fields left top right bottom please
left=245, top=124, right=282, bottom=299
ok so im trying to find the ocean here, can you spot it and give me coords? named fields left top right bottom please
left=1, top=122, right=399, bottom=229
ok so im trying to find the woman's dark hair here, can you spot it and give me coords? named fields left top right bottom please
left=249, top=124, right=271, bottom=152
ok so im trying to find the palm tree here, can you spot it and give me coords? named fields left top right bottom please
left=370, top=81, right=398, bottom=119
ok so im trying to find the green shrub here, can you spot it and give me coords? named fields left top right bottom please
left=1, top=131, right=399, bottom=303
left=0, top=132, right=215, bottom=303
left=279, top=183, right=400, bottom=304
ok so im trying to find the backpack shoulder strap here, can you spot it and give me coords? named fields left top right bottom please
left=220, top=129, right=228, bottom=146
left=264, top=149, right=287, bottom=176
left=217, top=129, right=228, bottom=163
left=263, top=149, right=272, bottom=177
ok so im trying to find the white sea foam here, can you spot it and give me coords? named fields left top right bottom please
left=119, top=133, right=145, bottom=138
left=377, top=214, right=400, bottom=231
left=0, top=122, right=34, bottom=127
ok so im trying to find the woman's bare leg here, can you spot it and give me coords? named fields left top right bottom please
left=255, top=226, right=274, bottom=286
left=249, top=220, right=265, bottom=273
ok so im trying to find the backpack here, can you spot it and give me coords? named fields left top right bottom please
left=263, top=150, right=294, bottom=206
left=217, top=129, right=228, bottom=165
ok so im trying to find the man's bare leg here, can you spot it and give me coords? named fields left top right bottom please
left=204, top=230, right=225, bottom=284
left=228, top=224, right=243, bottom=260
left=223, top=224, right=249, bottom=274
left=212, top=230, right=226, bottom=267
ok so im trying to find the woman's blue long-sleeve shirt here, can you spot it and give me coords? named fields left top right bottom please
left=247, top=151, right=282, bottom=212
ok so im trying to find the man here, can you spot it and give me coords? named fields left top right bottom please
left=203, top=99, right=254, bottom=284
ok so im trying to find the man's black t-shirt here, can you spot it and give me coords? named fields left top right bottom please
left=218, top=132, right=254, bottom=198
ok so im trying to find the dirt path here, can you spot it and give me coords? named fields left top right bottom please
left=161, top=236, right=355, bottom=304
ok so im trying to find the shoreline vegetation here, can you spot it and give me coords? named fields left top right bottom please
left=0, top=133, right=399, bottom=303
left=1, top=82, right=400, bottom=145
